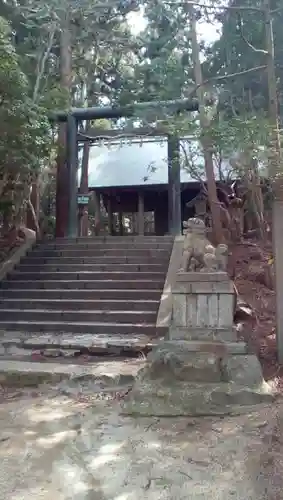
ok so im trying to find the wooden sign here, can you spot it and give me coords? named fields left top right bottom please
left=77, top=194, right=89, bottom=205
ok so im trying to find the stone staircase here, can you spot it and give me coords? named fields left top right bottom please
left=0, top=236, right=173, bottom=359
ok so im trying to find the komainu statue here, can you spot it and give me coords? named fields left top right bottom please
left=179, top=217, right=228, bottom=272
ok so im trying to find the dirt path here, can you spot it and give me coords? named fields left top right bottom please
left=0, top=385, right=283, bottom=499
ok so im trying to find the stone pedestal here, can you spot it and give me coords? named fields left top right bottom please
left=170, top=271, right=236, bottom=342
left=121, top=270, right=276, bottom=416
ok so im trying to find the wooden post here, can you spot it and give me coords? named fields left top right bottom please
left=79, top=139, right=90, bottom=238
left=168, top=135, right=181, bottom=235
left=138, top=191, right=145, bottom=235
left=78, top=204, right=88, bottom=237
left=93, top=190, right=101, bottom=235
left=273, top=200, right=283, bottom=364
left=107, top=197, right=113, bottom=235
left=66, top=114, right=78, bottom=238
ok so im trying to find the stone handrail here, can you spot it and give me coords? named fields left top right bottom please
left=156, top=235, right=184, bottom=329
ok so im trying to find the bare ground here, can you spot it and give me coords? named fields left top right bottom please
left=228, top=239, right=282, bottom=390
left=1, top=236, right=283, bottom=498
left=0, top=384, right=283, bottom=500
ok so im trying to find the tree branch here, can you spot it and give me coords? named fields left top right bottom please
left=33, top=27, right=56, bottom=103
left=163, top=1, right=266, bottom=12
left=270, top=6, right=283, bottom=14
left=236, top=14, right=268, bottom=55
left=180, top=141, right=207, bottom=190
left=186, top=65, right=267, bottom=98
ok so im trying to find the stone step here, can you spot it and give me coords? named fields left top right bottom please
left=0, top=237, right=171, bottom=347
left=0, top=332, right=158, bottom=356
left=21, top=255, right=170, bottom=265
left=42, top=237, right=173, bottom=245
left=0, top=279, right=164, bottom=290
left=0, top=336, right=246, bottom=358
left=0, top=288, right=161, bottom=300
left=0, top=298, right=159, bottom=311
left=8, top=271, right=165, bottom=281
left=39, top=241, right=173, bottom=250
left=0, top=358, right=145, bottom=387
left=29, top=248, right=170, bottom=258
left=0, top=320, right=163, bottom=335
left=0, top=309, right=157, bottom=323
left=47, top=236, right=173, bottom=242
left=17, top=263, right=167, bottom=273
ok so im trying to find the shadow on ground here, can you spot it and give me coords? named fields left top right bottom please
left=0, top=385, right=283, bottom=500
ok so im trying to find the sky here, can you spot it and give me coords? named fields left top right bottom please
left=127, top=8, right=221, bottom=44
left=83, top=11, right=221, bottom=181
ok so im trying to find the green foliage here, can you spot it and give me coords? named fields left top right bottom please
left=204, top=0, right=283, bottom=117
left=1, top=0, right=138, bottom=111
left=0, top=0, right=279, bottom=231
left=0, top=0, right=140, bottom=227
left=0, top=199, right=13, bottom=216
left=128, top=0, right=280, bottom=187
left=0, top=16, right=50, bottom=173
left=210, top=112, right=272, bottom=157
left=0, top=15, right=51, bottom=227
left=40, top=85, right=69, bottom=113
left=120, top=1, right=194, bottom=105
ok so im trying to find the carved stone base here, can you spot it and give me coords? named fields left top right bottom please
left=121, top=379, right=275, bottom=417
left=168, top=326, right=238, bottom=342
left=121, top=341, right=277, bottom=417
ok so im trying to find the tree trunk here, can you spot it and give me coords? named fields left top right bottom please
left=264, top=0, right=281, bottom=194
left=55, top=8, right=72, bottom=237
left=189, top=6, right=223, bottom=244
left=248, top=159, right=267, bottom=240
left=26, top=181, right=40, bottom=237
left=27, top=198, right=40, bottom=237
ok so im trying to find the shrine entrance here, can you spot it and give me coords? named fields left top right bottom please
left=52, top=98, right=199, bottom=238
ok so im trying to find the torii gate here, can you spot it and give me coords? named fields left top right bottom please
left=52, top=98, right=199, bottom=238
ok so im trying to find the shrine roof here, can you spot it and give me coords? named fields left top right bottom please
left=79, top=138, right=233, bottom=189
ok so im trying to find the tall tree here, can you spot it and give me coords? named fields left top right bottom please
left=2, top=0, right=141, bottom=235
left=205, top=0, right=281, bottom=194
left=0, top=15, right=50, bottom=234
left=205, top=0, right=282, bottom=118
left=189, top=4, right=223, bottom=243
left=56, top=5, right=72, bottom=237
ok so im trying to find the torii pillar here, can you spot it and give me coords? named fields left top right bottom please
left=168, top=135, right=181, bottom=235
